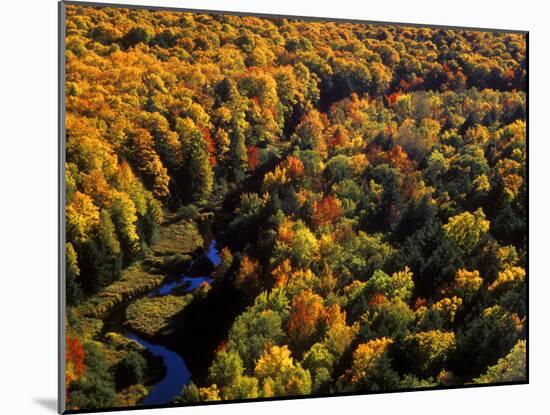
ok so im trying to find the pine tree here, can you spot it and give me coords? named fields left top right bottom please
left=181, top=130, right=214, bottom=204
left=66, top=242, right=83, bottom=306
left=96, top=209, right=122, bottom=286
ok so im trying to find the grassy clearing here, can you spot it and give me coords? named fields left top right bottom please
left=67, top=218, right=204, bottom=405
left=152, top=220, right=204, bottom=256
left=72, top=219, right=203, bottom=320
left=79, top=264, right=165, bottom=319
left=125, top=294, right=194, bottom=337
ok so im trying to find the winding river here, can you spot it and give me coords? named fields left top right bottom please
left=127, top=334, right=191, bottom=405
left=123, top=240, right=220, bottom=405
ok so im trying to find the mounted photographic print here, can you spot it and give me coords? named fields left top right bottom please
left=59, top=1, right=528, bottom=413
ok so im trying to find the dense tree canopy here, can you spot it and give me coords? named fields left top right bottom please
left=65, top=4, right=526, bottom=410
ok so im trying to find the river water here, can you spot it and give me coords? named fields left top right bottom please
left=123, top=240, right=220, bottom=406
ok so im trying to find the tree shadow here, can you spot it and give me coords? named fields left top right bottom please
left=34, top=398, right=57, bottom=413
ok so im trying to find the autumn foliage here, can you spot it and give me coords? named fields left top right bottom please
left=64, top=3, right=527, bottom=409
left=288, top=290, right=326, bottom=351
left=66, top=336, right=86, bottom=399
left=247, top=146, right=261, bottom=170
left=313, top=195, right=342, bottom=226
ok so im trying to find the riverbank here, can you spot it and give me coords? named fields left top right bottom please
left=66, top=215, right=207, bottom=408
left=66, top=150, right=287, bottom=410
left=76, top=216, right=204, bottom=321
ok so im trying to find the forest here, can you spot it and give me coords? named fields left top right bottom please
left=64, top=3, right=527, bottom=411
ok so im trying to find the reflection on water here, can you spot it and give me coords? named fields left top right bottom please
left=206, top=240, right=220, bottom=266
left=127, top=334, right=190, bottom=405
left=126, top=240, right=219, bottom=405
left=148, top=240, right=218, bottom=297
left=154, top=275, right=213, bottom=296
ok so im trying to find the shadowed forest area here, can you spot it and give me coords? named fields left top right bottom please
left=63, top=3, right=527, bottom=411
